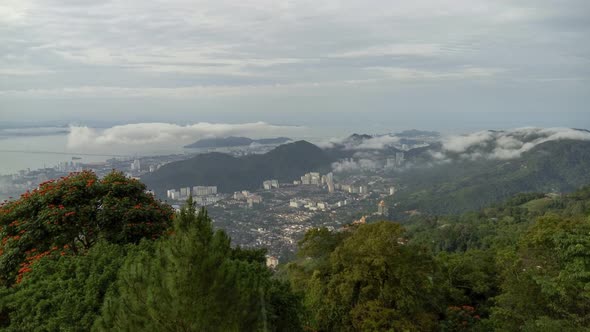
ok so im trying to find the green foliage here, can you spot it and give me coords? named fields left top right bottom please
left=288, top=222, right=440, bottom=331
left=390, top=140, right=590, bottom=216
left=0, top=170, right=173, bottom=286
left=94, top=197, right=302, bottom=331
left=287, top=186, right=590, bottom=331
left=0, top=241, right=135, bottom=331
left=491, top=215, right=590, bottom=330
left=435, top=250, right=498, bottom=316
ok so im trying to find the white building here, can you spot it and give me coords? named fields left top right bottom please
left=193, top=186, right=217, bottom=196
left=326, top=172, right=335, bottom=193
left=180, top=187, right=190, bottom=197
left=359, top=185, right=369, bottom=195
left=263, top=180, right=279, bottom=190
left=131, top=159, right=141, bottom=171
left=389, top=187, right=396, bottom=196
left=170, top=190, right=181, bottom=200
left=266, top=256, right=279, bottom=269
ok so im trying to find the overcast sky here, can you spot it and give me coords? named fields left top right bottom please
left=1, top=0, right=589, bottom=131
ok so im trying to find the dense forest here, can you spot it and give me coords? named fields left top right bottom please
left=1, top=171, right=589, bottom=331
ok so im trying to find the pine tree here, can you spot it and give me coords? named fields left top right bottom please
left=94, top=196, right=302, bottom=331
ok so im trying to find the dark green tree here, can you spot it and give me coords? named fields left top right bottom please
left=94, top=197, right=302, bottom=331
left=288, top=222, right=440, bottom=331
left=0, top=241, right=137, bottom=331
left=490, top=215, right=590, bottom=330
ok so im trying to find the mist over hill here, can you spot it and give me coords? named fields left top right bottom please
left=390, top=139, right=590, bottom=216
left=142, top=127, right=590, bottom=214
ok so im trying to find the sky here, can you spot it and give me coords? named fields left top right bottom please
left=1, top=0, right=589, bottom=131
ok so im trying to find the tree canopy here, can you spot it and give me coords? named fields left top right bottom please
left=0, top=170, right=173, bottom=286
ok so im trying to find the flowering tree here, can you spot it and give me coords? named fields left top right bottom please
left=0, top=170, right=173, bottom=286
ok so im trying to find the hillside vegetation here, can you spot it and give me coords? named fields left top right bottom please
left=1, top=171, right=589, bottom=331
left=391, top=140, right=590, bottom=216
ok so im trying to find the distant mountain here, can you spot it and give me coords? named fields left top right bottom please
left=397, top=130, right=440, bottom=138
left=184, top=136, right=291, bottom=149
left=390, top=139, right=590, bottom=216
left=347, top=133, right=374, bottom=141
left=143, top=140, right=334, bottom=196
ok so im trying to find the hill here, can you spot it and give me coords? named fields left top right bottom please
left=184, top=136, right=291, bottom=148
left=143, top=140, right=334, bottom=195
left=389, top=139, right=590, bottom=216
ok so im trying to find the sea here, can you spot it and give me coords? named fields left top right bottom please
left=0, top=134, right=111, bottom=175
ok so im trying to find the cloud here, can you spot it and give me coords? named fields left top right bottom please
left=438, top=127, right=590, bottom=160
left=1, top=0, right=589, bottom=126
left=0, top=80, right=379, bottom=99
left=355, top=135, right=400, bottom=150
left=317, top=135, right=400, bottom=150
left=367, top=66, right=505, bottom=81
left=329, top=43, right=442, bottom=58
left=66, top=122, right=304, bottom=154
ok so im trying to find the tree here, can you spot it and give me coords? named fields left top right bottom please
left=94, top=197, right=302, bottom=331
left=0, top=170, right=173, bottom=286
left=491, top=215, right=590, bottom=330
left=288, top=222, right=441, bottom=331
left=0, top=241, right=137, bottom=331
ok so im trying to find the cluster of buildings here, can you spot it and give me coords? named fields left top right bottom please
left=385, top=152, right=405, bottom=169
left=166, top=186, right=220, bottom=205
left=336, top=184, right=369, bottom=195
left=289, top=199, right=329, bottom=211
left=262, top=179, right=280, bottom=190
left=233, top=190, right=263, bottom=207
left=294, top=172, right=335, bottom=193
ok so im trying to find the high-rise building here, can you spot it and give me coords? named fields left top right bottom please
left=192, top=186, right=217, bottom=196
left=389, top=187, right=396, bottom=196
left=301, top=173, right=311, bottom=185
left=359, top=185, right=369, bottom=195
left=395, top=152, right=405, bottom=166
left=170, top=190, right=181, bottom=200
left=326, top=172, right=335, bottom=193
left=263, top=180, right=279, bottom=190
left=131, top=159, right=141, bottom=171
left=180, top=187, right=190, bottom=197
left=310, top=172, right=321, bottom=185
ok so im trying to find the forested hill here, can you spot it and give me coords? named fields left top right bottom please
left=142, top=140, right=334, bottom=195
left=284, top=185, right=590, bottom=330
left=390, top=139, right=590, bottom=216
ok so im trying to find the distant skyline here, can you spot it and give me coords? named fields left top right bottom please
left=1, top=0, right=589, bottom=130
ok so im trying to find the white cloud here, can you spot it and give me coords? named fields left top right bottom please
left=66, top=122, right=305, bottom=154
left=354, top=135, right=400, bottom=150
left=438, top=127, right=590, bottom=160
left=330, top=43, right=441, bottom=58
left=0, top=0, right=588, bottom=125
left=442, top=130, right=494, bottom=153
left=368, top=66, right=505, bottom=81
